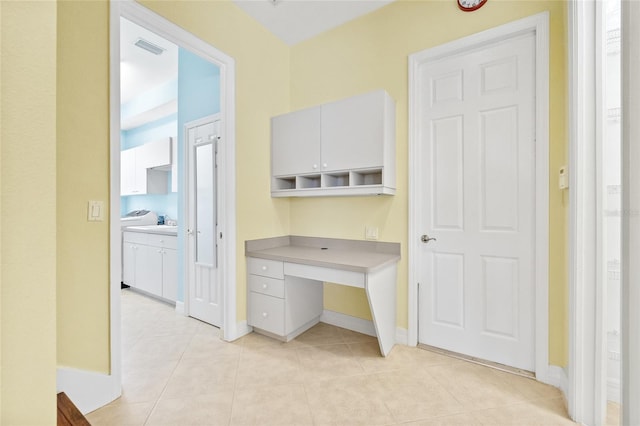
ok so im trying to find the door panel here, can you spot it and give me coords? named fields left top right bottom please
left=432, top=253, right=465, bottom=328
left=418, top=32, right=536, bottom=371
left=432, top=115, right=464, bottom=230
left=480, top=106, right=520, bottom=231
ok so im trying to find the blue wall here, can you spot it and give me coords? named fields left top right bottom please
left=175, top=48, right=220, bottom=302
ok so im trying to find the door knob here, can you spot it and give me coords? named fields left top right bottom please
left=421, top=234, right=437, bottom=243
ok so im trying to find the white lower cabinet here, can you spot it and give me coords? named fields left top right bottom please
left=247, top=257, right=323, bottom=341
left=123, top=231, right=177, bottom=302
left=162, top=248, right=177, bottom=302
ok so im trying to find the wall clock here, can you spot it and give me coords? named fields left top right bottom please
left=457, top=0, right=487, bottom=12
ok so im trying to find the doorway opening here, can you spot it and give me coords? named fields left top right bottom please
left=109, top=0, right=237, bottom=391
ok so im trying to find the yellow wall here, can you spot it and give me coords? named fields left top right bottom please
left=1, top=1, right=58, bottom=423
left=57, top=0, right=111, bottom=373
left=289, top=0, right=568, bottom=365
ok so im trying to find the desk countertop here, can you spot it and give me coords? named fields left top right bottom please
left=245, top=236, right=401, bottom=273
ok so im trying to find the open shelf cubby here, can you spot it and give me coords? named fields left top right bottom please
left=323, top=172, right=350, bottom=188
left=351, top=169, right=383, bottom=186
left=297, top=175, right=322, bottom=189
left=274, top=177, right=296, bottom=190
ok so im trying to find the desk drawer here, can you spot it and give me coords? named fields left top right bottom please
left=248, top=292, right=284, bottom=335
left=247, top=257, right=284, bottom=279
left=248, top=274, right=284, bottom=298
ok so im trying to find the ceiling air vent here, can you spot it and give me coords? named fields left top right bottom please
left=134, top=38, right=165, bottom=56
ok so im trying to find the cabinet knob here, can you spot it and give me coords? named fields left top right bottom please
left=262, top=284, right=268, bottom=289
left=313, top=164, right=318, bottom=169
left=323, top=163, right=328, bottom=168
left=262, top=266, right=267, bottom=271
left=262, top=312, right=268, bottom=318
left=157, top=249, right=162, bottom=253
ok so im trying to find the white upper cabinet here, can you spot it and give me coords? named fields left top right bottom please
left=321, top=91, right=388, bottom=172
left=271, top=90, right=396, bottom=197
left=271, top=106, right=321, bottom=177
left=120, top=137, right=172, bottom=196
left=140, top=137, right=172, bottom=169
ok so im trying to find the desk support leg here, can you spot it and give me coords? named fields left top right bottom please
left=365, top=264, right=397, bottom=357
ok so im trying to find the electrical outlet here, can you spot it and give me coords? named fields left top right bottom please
left=365, top=226, right=379, bottom=240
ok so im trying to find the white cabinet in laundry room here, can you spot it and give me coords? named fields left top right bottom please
left=120, top=138, right=172, bottom=196
left=122, top=231, right=177, bottom=302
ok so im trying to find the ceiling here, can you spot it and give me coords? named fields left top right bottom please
left=120, top=17, right=178, bottom=104
left=233, top=0, right=395, bottom=45
left=120, top=1, right=393, bottom=104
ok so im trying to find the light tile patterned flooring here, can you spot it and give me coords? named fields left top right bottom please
left=87, top=289, right=575, bottom=425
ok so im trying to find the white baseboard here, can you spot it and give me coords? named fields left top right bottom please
left=319, top=310, right=408, bottom=345
left=395, top=326, right=408, bottom=345
left=608, top=378, right=621, bottom=403
left=541, top=365, right=569, bottom=397
left=320, top=310, right=376, bottom=336
left=57, top=367, right=121, bottom=415
left=224, top=320, right=251, bottom=341
left=175, top=300, right=185, bottom=315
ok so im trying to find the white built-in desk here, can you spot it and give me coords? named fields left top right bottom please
left=245, top=236, right=401, bottom=357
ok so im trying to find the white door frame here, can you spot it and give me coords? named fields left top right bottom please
left=408, top=12, right=550, bottom=380
left=621, top=1, right=640, bottom=423
left=109, top=0, right=238, bottom=387
left=567, top=1, right=607, bottom=424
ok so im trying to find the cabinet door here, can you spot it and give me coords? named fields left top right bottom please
left=162, top=248, right=178, bottom=302
left=122, top=242, right=137, bottom=286
left=121, top=149, right=138, bottom=196
left=136, top=245, right=163, bottom=297
left=271, top=106, right=321, bottom=176
left=139, top=138, right=171, bottom=169
left=171, top=137, right=178, bottom=193
left=321, top=91, right=387, bottom=172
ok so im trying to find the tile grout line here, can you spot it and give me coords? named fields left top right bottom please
left=141, top=308, right=199, bottom=426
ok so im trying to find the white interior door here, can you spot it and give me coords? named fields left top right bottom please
left=187, top=116, right=222, bottom=327
left=417, top=32, right=537, bottom=371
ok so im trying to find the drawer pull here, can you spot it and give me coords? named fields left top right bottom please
left=262, top=284, right=268, bottom=289
left=262, top=312, right=268, bottom=318
left=262, top=266, right=267, bottom=271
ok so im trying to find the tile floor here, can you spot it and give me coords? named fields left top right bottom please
left=88, top=289, right=576, bottom=425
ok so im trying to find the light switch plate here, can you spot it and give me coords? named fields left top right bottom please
left=88, top=201, right=105, bottom=222
left=365, top=226, right=379, bottom=240
left=559, top=165, right=569, bottom=190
